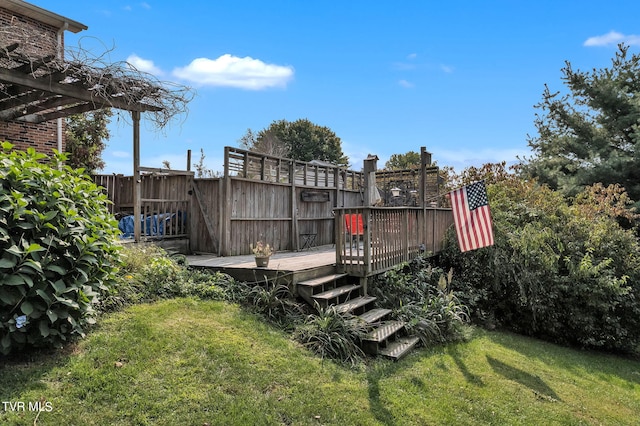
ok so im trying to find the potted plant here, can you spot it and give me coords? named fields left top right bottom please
left=251, top=240, right=273, bottom=267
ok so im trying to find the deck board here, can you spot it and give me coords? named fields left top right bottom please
left=187, top=245, right=336, bottom=273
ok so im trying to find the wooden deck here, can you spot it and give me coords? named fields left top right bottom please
left=186, top=245, right=337, bottom=285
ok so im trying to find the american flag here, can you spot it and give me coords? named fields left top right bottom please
left=449, top=181, right=494, bottom=252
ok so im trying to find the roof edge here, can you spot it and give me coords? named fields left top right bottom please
left=1, top=0, right=87, bottom=33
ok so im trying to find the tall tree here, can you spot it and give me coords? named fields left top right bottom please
left=385, top=151, right=421, bottom=170
left=65, top=108, right=113, bottom=173
left=523, top=44, right=640, bottom=205
left=240, top=118, right=349, bottom=166
left=239, top=127, right=289, bottom=158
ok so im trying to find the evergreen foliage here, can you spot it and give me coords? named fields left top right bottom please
left=523, top=44, right=640, bottom=208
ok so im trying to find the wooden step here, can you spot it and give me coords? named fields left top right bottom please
left=363, top=320, right=405, bottom=343
left=379, top=336, right=420, bottom=360
left=335, top=296, right=376, bottom=315
left=313, top=284, right=360, bottom=302
left=297, top=273, right=347, bottom=289
left=297, top=273, right=348, bottom=305
left=358, top=308, right=392, bottom=324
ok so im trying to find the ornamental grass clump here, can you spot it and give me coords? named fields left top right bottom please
left=0, top=143, right=121, bottom=355
left=293, top=305, right=369, bottom=366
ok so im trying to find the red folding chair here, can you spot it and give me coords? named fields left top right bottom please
left=344, top=213, right=364, bottom=247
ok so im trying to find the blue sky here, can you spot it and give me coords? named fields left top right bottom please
left=32, top=0, right=640, bottom=175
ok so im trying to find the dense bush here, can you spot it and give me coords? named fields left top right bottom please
left=0, top=143, right=121, bottom=354
left=369, top=257, right=470, bottom=346
left=102, top=244, right=235, bottom=310
left=439, top=177, right=640, bottom=353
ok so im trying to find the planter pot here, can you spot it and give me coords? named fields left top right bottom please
left=255, top=256, right=270, bottom=268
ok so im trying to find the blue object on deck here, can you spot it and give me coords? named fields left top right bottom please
left=118, top=211, right=185, bottom=238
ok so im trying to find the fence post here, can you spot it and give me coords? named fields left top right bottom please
left=220, top=146, right=232, bottom=256
left=363, top=155, right=378, bottom=207
left=290, top=161, right=298, bottom=251
left=132, top=110, right=141, bottom=243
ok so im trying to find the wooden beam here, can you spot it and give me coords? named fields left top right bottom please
left=2, top=43, right=19, bottom=53
left=0, top=89, right=48, bottom=109
left=17, top=102, right=96, bottom=123
left=13, top=55, right=56, bottom=74
left=0, top=95, right=68, bottom=121
left=132, top=111, right=141, bottom=242
left=0, top=66, right=161, bottom=113
left=34, top=70, right=67, bottom=84
left=139, top=166, right=194, bottom=176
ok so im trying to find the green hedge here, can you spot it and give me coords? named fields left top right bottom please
left=0, top=143, right=121, bottom=354
left=440, top=179, right=640, bottom=353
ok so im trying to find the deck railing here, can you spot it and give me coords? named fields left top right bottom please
left=139, top=199, right=189, bottom=239
left=334, top=207, right=453, bottom=277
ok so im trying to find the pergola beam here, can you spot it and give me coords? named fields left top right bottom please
left=17, top=102, right=95, bottom=123
left=13, top=54, right=56, bottom=74
left=0, top=94, right=67, bottom=121
left=0, top=66, right=161, bottom=114
left=0, top=89, right=46, bottom=109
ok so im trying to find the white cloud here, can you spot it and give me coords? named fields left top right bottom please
left=111, top=150, right=130, bottom=158
left=584, top=30, right=640, bottom=47
left=172, top=54, right=294, bottom=90
left=392, top=62, right=417, bottom=71
left=398, top=79, right=415, bottom=88
left=126, top=54, right=164, bottom=76
left=440, top=64, right=454, bottom=73
left=407, top=53, right=418, bottom=60
left=140, top=2, right=151, bottom=9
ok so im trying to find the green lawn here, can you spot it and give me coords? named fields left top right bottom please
left=1, top=298, right=639, bottom=425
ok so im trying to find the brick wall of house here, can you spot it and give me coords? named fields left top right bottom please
left=0, top=6, right=65, bottom=154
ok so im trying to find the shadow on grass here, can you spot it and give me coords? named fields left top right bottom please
left=486, top=355, right=561, bottom=402
left=486, top=329, right=640, bottom=386
left=366, top=360, right=400, bottom=426
left=365, top=348, right=439, bottom=426
left=0, top=345, right=73, bottom=402
left=447, top=345, right=485, bottom=387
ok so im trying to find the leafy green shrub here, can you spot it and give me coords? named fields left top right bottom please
left=245, top=280, right=306, bottom=329
left=440, top=178, right=640, bottom=353
left=102, top=244, right=236, bottom=310
left=0, top=143, right=121, bottom=354
left=293, top=306, right=368, bottom=366
left=369, top=257, right=470, bottom=346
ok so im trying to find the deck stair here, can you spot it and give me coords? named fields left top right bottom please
left=296, top=273, right=349, bottom=306
left=296, top=274, right=419, bottom=360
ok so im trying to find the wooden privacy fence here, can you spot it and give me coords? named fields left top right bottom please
left=207, top=147, right=366, bottom=256
left=334, top=206, right=454, bottom=277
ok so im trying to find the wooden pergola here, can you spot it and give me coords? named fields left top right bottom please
left=0, top=42, right=174, bottom=242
